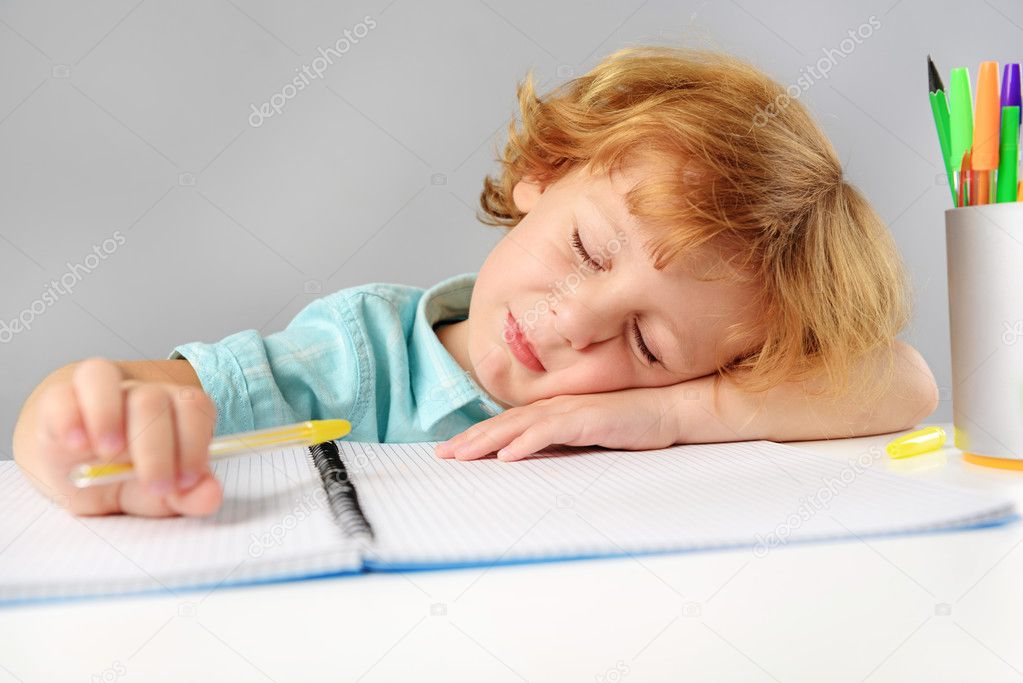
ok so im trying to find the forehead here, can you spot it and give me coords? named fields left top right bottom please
left=571, top=161, right=747, bottom=282
left=568, top=160, right=766, bottom=362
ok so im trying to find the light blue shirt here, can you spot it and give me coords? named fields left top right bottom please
left=167, top=273, right=505, bottom=442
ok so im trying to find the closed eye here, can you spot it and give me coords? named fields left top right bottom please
left=571, top=227, right=604, bottom=271
left=632, top=320, right=659, bottom=364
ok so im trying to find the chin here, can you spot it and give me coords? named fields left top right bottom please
left=477, top=373, right=520, bottom=409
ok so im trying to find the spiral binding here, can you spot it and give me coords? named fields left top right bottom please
left=307, top=440, right=374, bottom=541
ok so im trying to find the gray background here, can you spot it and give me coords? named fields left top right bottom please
left=3, top=0, right=1021, bottom=453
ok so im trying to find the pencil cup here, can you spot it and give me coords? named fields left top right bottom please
left=946, top=204, right=1023, bottom=468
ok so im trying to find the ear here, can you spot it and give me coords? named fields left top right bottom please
left=511, top=175, right=545, bottom=214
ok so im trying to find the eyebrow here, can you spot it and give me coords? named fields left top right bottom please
left=586, top=194, right=697, bottom=375
left=587, top=193, right=662, bottom=269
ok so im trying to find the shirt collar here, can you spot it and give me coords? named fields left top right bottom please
left=410, top=272, right=505, bottom=432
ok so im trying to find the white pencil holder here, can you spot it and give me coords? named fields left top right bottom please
left=946, top=203, right=1023, bottom=468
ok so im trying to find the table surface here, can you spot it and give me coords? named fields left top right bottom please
left=2, top=422, right=1022, bottom=683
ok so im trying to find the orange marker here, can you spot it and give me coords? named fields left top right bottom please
left=1018, top=180, right=1023, bottom=201
left=972, top=62, right=1000, bottom=205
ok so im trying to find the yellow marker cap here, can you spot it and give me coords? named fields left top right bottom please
left=885, top=426, right=947, bottom=459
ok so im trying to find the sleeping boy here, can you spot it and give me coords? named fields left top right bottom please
left=13, top=46, right=938, bottom=517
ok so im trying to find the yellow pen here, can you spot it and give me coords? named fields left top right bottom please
left=885, top=426, right=947, bottom=460
left=68, top=419, right=351, bottom=489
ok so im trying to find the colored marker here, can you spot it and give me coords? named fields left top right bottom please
left=927, top=56, right=956, bottom=206
left=997, top=64, right=1021, bottom=203
left=949, top=67, right=974, bottom=205
left=972, top=61, right=1000, bottom=205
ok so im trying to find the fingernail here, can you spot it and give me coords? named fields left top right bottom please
left=148, top=480, right=172, bottom=496
left=496, top=448, right=510, bottom=460
left=65, top=428, right=87, bottom=449
left=177, top=471, right=200, bottom=490
left=99, top=434, right=123, bottom=455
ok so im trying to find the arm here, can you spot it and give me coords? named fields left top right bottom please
left=677, top=339, right=939, bottom=443
left=436, top=340, right=938, bottom=461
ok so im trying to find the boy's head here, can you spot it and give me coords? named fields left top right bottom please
left=462, top=46, right=910, bottom=409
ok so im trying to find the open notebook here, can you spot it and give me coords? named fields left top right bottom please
left=0, top=439, right=1016, bottom=605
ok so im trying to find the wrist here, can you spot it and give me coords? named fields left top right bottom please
left=669, top=372, right=770, bottom=444
left=662, top=374, right=719, bottom=445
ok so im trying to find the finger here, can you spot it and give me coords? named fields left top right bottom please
left=36, top=382, right=89, bottom=455
left=125, top=385, right=177, bottom=496
left=452, top=415, right=532, bottom=461
left=436, top=416, right=510, bottom=458
left=170, top=387, right=216, bottom=491
left=165, top=471, right=223, bottom=517
left=72, top=358, right=126, bottom=459
left=437, top=417, right=504, bottom=456
left=497, top=418, right=571, bottom=462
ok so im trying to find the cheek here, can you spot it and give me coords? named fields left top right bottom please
left=543, top=353, right=649, bottom=396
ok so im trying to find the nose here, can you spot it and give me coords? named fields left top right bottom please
left=551, top=295, right=620, bottom=351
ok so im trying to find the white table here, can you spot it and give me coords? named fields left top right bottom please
left=2, top=422, right=1021, bottom=682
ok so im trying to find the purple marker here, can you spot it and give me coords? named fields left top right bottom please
left=1001, top=63, right=1021, bottom=109
left=996, top=63, right=1020, bottom=202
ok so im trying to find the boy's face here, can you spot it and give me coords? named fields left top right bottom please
left=464, top=160, right=765, bottom=408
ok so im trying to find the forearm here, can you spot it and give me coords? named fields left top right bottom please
left=672, top=341, right=939, bottom=444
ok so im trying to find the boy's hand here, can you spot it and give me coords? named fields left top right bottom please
left=434, top=388, right=684, bottom=462
left=26, top=357, right=223, bottom=517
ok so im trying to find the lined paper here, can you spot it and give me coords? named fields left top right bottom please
left=0, top=439, right=1014, bottom=604
left=336, top=441, right=1016, bottom=568
left=0, top=447, right=361, bottom=603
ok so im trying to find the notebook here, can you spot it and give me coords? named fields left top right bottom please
left=0, top=439, right=1015, bottom=605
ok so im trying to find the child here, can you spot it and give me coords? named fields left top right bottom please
left=12, top=46, right=938, bottom=518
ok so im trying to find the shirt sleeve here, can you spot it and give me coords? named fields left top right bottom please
left=167, top=294, right=365, bottom=437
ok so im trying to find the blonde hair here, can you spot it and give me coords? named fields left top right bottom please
left=478, top=45, right=912, bottom=402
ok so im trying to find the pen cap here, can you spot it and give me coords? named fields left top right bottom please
left=886, top=426, right=946, bottom=459
left=996, top=106, right=1020, bottom=203
left=1000, top=63, right=1021, bottom=108
left=949, top=67, right=974, bottom=166
left=972, top=61, right=1000, bottom=170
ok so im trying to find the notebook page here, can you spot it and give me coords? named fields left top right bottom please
left=0, top=447, right=361, bottom=603
left=337, top=440, right=1016, bottom=568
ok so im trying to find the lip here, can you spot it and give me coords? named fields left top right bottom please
left=504, top=311, right=546, bottom=372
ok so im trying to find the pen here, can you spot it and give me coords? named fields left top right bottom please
left=972, top=61, right=1000, bottom=205
left=949, top=67, right=974, bottom=205
left=997, top=63, right=1021, bottom=203
left=927, top=56, right=956, bottom=206
left=68, top=418, right=352, bottom=488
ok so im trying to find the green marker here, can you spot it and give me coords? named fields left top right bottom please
left=949, top=67, right=974, bottom=194
left=997, top=106, right=1020, bottom=203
